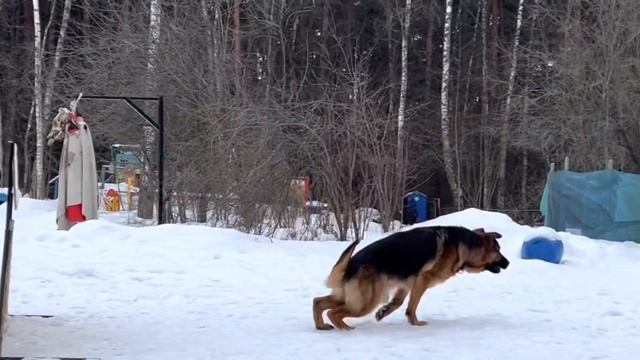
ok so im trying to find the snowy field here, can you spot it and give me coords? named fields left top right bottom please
left=1, top=199, right=639, bottom=359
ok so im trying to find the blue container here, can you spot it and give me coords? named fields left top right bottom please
left=403, top=191, right=429, bottom=225
left=521, top=236, right=564, bottom=264
left=0, top=193, right=7, bottom=205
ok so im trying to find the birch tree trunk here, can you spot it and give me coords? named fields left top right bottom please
left=138, top=0, right=162, bottom=220
left=441, top=0, right=461, bottom=209
left=453, top=2, right=463, bottom=208
left=395, top=0, right=411, bottom=223
left=43, top=0, right=73, bottom=123
left=397, top=0, right=411, bottom=164
left=520, top=84, right=530, bottom=223
left=481, top=0, right=490, bottom=209
left=147, top=0, right=161, bottom=79
left=32, top=0, right=45, bottom=199
left=497, top=0, right=525, bottom=209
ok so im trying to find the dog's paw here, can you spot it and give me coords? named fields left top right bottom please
left=316, top=324, right=334, bottom=330
left=375, top=306, right=389, bottom=321
left=412, top=320, right=429, bottom=326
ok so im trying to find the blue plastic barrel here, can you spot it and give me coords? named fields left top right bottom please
left=521, top=236, right=564, bottom=264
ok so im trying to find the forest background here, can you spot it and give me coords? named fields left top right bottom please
left=2, top=0, right=638, bottom=240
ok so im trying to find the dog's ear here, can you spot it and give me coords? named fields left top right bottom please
left=472, top=228, right=485, bottom=236
left=485, top=231, right=502, bottom=239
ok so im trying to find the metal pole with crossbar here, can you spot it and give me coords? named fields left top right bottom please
left=80, top=95, right=165, bottom=224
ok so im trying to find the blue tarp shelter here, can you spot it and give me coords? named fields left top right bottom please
left=540, top=169, right=640, bottom=243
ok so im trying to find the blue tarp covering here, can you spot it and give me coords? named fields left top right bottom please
left=540, top=170, right=640, bottom=243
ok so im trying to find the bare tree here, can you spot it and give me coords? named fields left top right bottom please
left=424, top=0, right=436, bottom=91
left=397, top=0, right=411, bottom=156
left=480, top=0, right=491, bottom=208
left=11, top=0, right=640, bottom=231
left=396, top=0, right=411, bottom=221
left=32, top=0, right=45, bottom=199
left=42, top=0, right=73, bottom=124
left=497, top=0, right=525, bottom=209
left=213, top=0, right=224, bottom=100
left=517, top=0, right=640, bottom=174
left=440, top=0, right=461, bottom=209
left=200, top=0, right=214, bottom=75
left=138, top=0, right=163, bottom=220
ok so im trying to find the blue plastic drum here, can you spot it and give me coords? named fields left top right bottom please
left=521, top=236, right=564, bottom=264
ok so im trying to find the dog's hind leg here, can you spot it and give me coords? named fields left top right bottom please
left=327, top=281, right=382, bottom=330
left=375, top=288, right=408, bottom=322
left=313, top=295, right=342, bottom=330
left=327, top=300, right=379, bottom=330
left=405, top=276, right=431, bottom=326
left=327, top=305, right=356, bottom=330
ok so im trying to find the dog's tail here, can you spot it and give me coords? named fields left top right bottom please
left=325, top=239, right=360, bottom=289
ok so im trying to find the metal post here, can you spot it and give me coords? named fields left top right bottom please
left=0, top=142, right=16, bottom=351
left=157, top=96, right=165, bottom=224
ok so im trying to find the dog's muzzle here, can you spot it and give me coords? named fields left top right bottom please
left=486, top=255, right=510, bottom=274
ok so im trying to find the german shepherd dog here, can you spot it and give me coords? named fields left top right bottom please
left=312, top=226, right=509, bottom=330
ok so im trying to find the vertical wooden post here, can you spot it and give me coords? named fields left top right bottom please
left=563, top=156, right=570, bottom=171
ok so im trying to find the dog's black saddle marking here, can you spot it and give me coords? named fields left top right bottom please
left=343, top=226, right=476, bottom=281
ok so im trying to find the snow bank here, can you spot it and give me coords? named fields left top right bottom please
left=0, top=199, right=638, bottom=359
left=404, top=207, right=640, bottom=266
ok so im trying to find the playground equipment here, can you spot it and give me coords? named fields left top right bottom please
left=0, top=91, right=166, bottom=357
left=104, top=189, right=122, bottom=212
left=80, top=94, right=166, bottom=224
left=112, top=145, right=142, bottom=185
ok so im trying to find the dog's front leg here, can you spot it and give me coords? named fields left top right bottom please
left=405, top=276, right=430, bottom=326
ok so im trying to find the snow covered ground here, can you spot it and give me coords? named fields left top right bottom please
left=1, top=199, right=639, bottom=359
